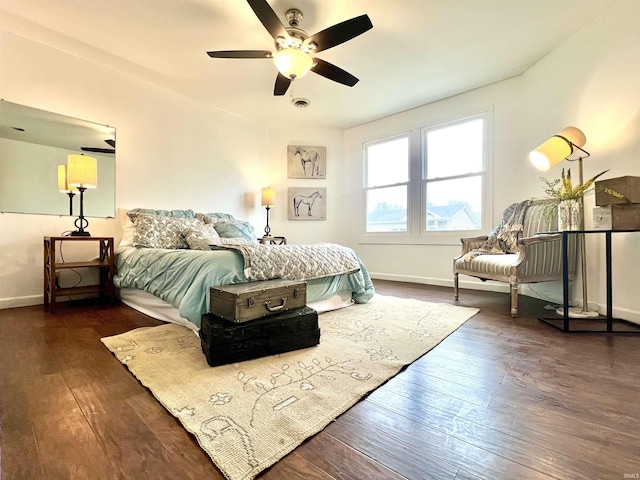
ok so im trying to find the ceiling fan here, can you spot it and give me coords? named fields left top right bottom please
left=81, top=139, right=116, bottom=154
left=207, top=0, right=373, bottom=96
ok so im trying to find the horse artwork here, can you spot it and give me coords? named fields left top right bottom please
left=287, top=145, right=326, bottom=179
left=288, top=187, right=327, bottom=220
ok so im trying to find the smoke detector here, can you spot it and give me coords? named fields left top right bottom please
left=292, top=97, right=310, bottom=108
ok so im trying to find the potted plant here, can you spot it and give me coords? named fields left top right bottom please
left=540, top=168, right=608, bottom=230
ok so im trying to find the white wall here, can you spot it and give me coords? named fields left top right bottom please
left=0, top=31, right=342, bottom=308
left=342, top=0, right=640, bottom=321
left=2, top=0, right=638, bottom=321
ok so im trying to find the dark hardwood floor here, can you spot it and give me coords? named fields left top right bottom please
left=1, top=280, right=639, bottom=479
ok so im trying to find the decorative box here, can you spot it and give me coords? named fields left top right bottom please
left=595, top=176, right=640, bottom=205
left=210, top=279, right=306, bottom=323
left=593, top=204, right=640, bottom=230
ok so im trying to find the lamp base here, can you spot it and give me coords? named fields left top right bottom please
left=70, top=230, right=91, bottom=237
left=555, top=307, right=600, bottom=318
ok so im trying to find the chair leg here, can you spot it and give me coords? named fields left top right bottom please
left=510, top=282, right=518, bottom=318
left=453, top=273, right=459, bottom=300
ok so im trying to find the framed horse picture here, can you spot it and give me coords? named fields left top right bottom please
left=288, top=187, right=327, bottom=220
left=287, top=145, right=326, bottom=179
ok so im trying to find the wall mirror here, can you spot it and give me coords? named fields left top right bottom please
left=0, top=100, right=115, bottom=217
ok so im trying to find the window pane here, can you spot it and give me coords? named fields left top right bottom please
left=425, top=118, right=483, bottom=179
left=366, top=137, right=409, bottom=187
left=426, top=176, right=482, bottom=231
left=366, top=186, right=407, bottom=232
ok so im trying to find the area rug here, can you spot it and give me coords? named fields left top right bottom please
left=101, top=294, right=479, bottom=480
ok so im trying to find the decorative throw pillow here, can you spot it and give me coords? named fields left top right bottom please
left=129, top=208, right=197, bottom=219
left=196, top=212, right=236, bottom=224
left=183, top=224, right=221, bottom=250
left=128, top=212, right=200, bottom=249
left=213, top=220, right=258, bottom=244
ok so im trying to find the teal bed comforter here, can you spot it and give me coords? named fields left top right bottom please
left=114, top=247, right=375, bottom=328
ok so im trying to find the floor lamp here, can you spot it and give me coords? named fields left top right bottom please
left=529, top=126, right=599, bottom=318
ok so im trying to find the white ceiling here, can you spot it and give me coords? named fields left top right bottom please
left=0, top=0, right=619, bottom=129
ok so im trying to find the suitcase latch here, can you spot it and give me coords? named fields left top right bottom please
left=293, top=288, right=301, bottom=298
left=247, top=296, right=255, bottom=307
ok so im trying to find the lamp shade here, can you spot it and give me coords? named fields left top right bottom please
left=273, top=48, right=313, bottom=79
left=529, top=126, right=587, bottom=171
left=57, top=164, right=76, bottom=193
left=67, top=154, right=98, bottom=188
left=261, top=187, right=276, bottom=207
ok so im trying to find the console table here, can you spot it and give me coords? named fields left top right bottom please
left=539, top=229, right=640, bottom=333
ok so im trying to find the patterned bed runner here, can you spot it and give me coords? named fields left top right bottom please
left=212, top=243, right=361, bottom=281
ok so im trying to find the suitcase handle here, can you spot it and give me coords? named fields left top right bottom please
left=264, top=297, right=287, bottom=312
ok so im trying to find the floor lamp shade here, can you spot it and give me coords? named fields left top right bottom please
left=529, top=127, right=587, bottom=171
left=67, top=154, right=98, bottom=188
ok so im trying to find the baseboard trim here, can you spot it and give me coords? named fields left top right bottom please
left=369, top=273, right=640, bottom=325
left=0, top=295, right=43, bottom=309
left=369, top=272, right=510, bottom=294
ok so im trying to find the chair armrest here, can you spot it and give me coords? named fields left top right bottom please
left=518, top=233, right=562, bottom=247
left=459, top=235, right=488, bottom=255
left=516, top=233, right=566, bottom=277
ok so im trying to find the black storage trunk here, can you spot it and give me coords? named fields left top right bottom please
left=200, top=306, right=320, bottom=367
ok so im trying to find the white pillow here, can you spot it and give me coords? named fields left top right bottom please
left=117, top=208, right=136, bottom=249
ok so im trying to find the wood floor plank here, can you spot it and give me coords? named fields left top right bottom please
left=2, top=280, right=639, bottom=479
left=295, top=431, right=409, bottom=480
left=341, top=401, right=557, bottom=480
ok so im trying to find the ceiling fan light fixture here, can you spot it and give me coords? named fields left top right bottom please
left=273, top=48, right=313, bottom=79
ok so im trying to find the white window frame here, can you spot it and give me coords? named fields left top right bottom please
left=360, top=109, right=493, bottom=246
left=363, top=133, right=412, bottom=235
left=421, top=114, right=487, bottom=235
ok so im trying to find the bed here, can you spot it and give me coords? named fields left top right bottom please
left=113, top=208, right=375, bottom=331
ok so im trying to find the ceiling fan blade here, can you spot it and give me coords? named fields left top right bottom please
left=306, top=14, right=373, bottom=53
left=311, top=58, right=359, bottom=87
left=207, top=50, right=272, bottom=59
left=274, top=73, right=292, bottom=96
left=247, top=0, right=290, bottom=42
left=81, top=147, right=115, bottom=154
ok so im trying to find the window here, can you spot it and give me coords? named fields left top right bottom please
left=423, top=117, right=485, bottom=231
left=364, top=135, right=409, bottom=232
left=363, top=113, right=487, bottom=237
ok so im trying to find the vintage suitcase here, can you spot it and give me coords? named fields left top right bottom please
left=200, top=306, right=320, bottom=366
left=209, top=279, right=306, bottom=323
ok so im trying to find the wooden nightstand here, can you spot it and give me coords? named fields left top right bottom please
left=258, top=236, right=287, bottom=245
left=43, top=236, right=116, bottom=312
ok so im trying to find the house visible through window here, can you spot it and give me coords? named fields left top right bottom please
left=364, top=135, right=409, bottom=232
left=364, top=114, right=486, bottom=235
left=423, top=116, right=484, bottom=231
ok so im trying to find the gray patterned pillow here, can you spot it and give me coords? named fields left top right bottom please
left=129, top=212, right=201, bottom=249
left=183, top=224, right=220, bottom=250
